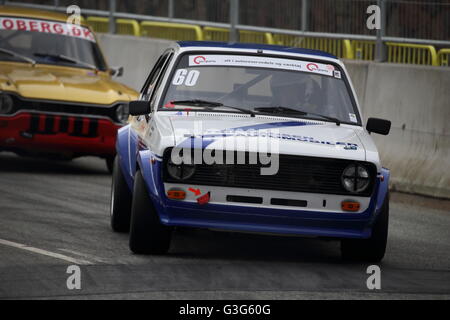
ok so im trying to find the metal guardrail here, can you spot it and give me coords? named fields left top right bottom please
left=351, top=41, right=441, bottom=66
left=83, top=15, right=449, bottom=66
left=438, top=49, right=450, bottom=67
left=141, top=21, right=203, bottom=41
left=86, top=16, right=109, bottom=33
left=352, top=40, right=375, bottom=61
left=10, top=0, right=447, bottom=42
left=116, top=19, right=141, bottom=37
left=4, top=1, right=450, bottom=45
left=203, top=27, right=273, bottom=44
left=272, top=35, right=352, bottom=59
left=386, top=42, right=438, bottom=66
left=86, top=17, right=141, bottom=36
left=2, top=1, right=450, bottom=67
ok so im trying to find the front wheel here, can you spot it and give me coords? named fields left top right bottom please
left=106, top=157, right=114, bottom=174
left=129, top=170, right=172, bottom=254
left=110, top=157, right=132, bottom=232
left=341, top=193, right=389, bottom=262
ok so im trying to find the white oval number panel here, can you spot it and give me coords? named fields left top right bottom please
left=172, top=69, right=200, bottom=87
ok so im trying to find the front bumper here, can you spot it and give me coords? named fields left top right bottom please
left=159, top=199, right=378, bottom=239
left=138, top=155, right=388, bottom=240
left=0, top=112, right=120, bottom=157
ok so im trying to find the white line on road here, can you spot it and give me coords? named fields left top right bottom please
left=58, top=248, right=108, bottom=264
left=0, top=238, right=93, bottom=265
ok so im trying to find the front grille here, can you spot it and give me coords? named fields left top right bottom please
left=27, top=113, right=99, bottom=138
left=8, top=94, right=121, bottom=123
left=163, top=150, right=377, bottom=196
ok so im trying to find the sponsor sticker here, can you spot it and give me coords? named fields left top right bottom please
left=0, top=17, right=96, bottom=42
left=188, top=55, right=334, bottom=77
left=197, top=127, right=359, bottom=149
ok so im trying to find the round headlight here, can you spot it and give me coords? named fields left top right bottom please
left=167, top=159, right=195, bottom=181
left=115, top=104, right=129, bottom=123
left=0, top=94, right=14, bottom=114
left=341, top=164, right=370, bottom=193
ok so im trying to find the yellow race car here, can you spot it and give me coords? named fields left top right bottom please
left=0, top=6, right=138, bottom=172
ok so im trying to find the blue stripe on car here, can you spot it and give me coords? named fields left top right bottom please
left=177, top=120, right=321, bottom=149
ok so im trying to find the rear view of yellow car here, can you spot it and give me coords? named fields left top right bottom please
left=0, top=6, right=138, bottom=171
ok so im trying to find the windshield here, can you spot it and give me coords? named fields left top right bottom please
left=160, top=53, right=360, bottom=125
left=0, top=17, right=107, bottom=71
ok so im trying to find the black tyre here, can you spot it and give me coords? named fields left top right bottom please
left=110, top=157, right=132, bottom=232
left=129, top=170, right=172, bottom=254
left=341, top=193, right=389, bottom=262
left=106, top=157, right=114, bottom=174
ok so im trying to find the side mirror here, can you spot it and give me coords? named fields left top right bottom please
left=366, top=118, right=391, bottom=135
left=129, top=100, right=151, bottom=116
left=110, top=66, right=124, bottom=77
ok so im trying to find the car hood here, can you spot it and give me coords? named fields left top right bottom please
left=0, top=62, right=137, bottom=104
left=159, top=112, right=371, bottom=163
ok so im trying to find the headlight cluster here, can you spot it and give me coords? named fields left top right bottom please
left=0, top=93, right=14, bottom=115
left=115, top=103, right=129, bottom=124
left=167, top=159, right=196, bottom=181
left=341, top=164, right=370, bottom=193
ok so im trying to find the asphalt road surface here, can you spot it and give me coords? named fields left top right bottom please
left=0, top=152, right=449, bottom=299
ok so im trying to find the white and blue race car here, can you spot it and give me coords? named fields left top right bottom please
left=110, top=41, right=391, bottom=262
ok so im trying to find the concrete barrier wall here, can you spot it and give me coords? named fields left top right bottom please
left=97, top=34, right=174, bottom=91
left=346, top=61, right=450, bottom=199
left=97, top=34, right=450, bottom=199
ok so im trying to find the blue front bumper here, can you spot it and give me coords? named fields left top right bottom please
left=158, top=200, right=377, bottom=239
left=136, top=151, right=389, bottom=240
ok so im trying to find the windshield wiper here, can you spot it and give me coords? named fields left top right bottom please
left=33, top=52, right=97, bottom=71
left=0, top=48, right=36, bottom=65
left=171, top=99, right=255, bottom=117
left=254, top=106, right=307, bottom=115
left=254, top=106, right=341, bottom=126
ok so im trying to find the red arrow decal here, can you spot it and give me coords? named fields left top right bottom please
left=196, top=192, right=211, bottom=205
left=188, top=188, right=201, bottom=196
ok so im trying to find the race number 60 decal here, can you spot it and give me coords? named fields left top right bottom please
left=172, top=69, right=200, bottom=87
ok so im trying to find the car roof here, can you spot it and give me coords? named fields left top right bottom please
left=177, top=41, right=337, bottom=59
left=0, top=5, right=88, bottom=26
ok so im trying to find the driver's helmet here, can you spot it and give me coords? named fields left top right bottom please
left=270, top=72, right=317, bottom=106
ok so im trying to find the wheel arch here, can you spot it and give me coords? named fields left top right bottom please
left=377, top=168, right=390, bottom=207
left=371, top=167, right=390, bottom=224
left=136, top=150, right=168, bottom=222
